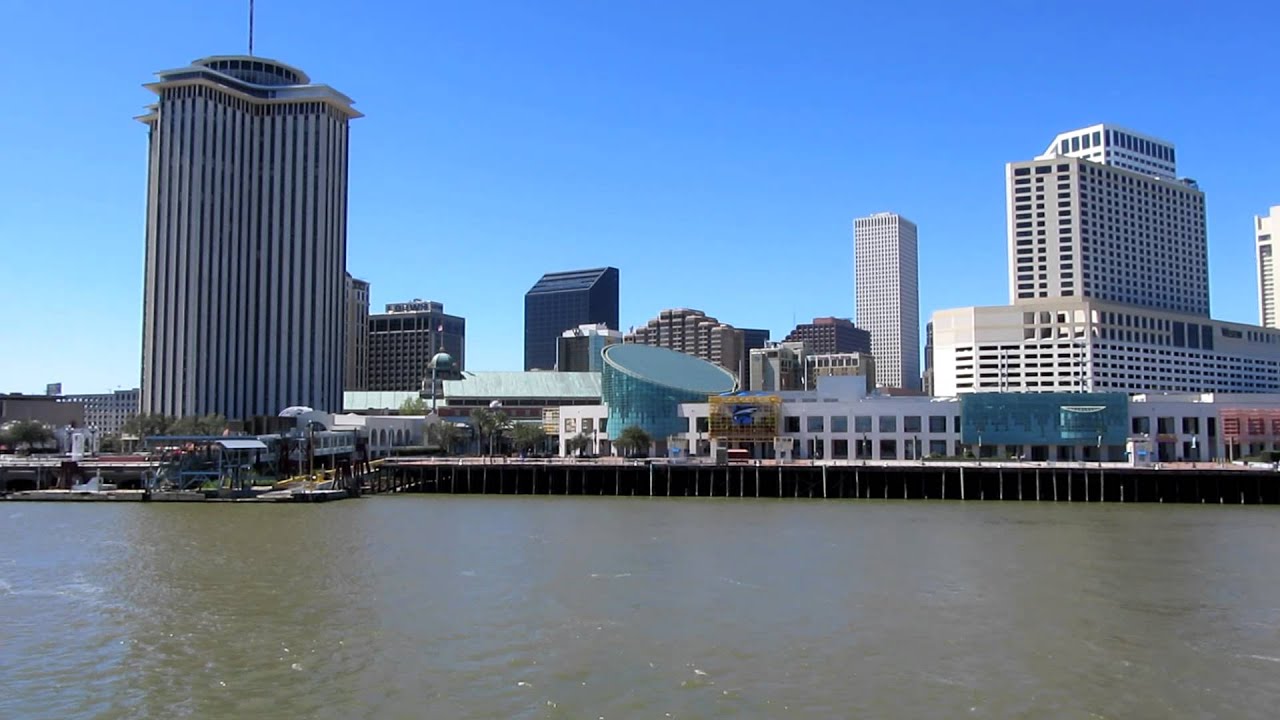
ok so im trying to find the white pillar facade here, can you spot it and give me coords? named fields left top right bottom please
left=138, top=56, right=360, bottom=419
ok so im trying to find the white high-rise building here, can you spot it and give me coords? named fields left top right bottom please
left=933, top=125, right=1280, bottom=396
left=854, top=212, right=920, bottom=390
left=1010, top=124, right=1208, bottom=316
left=138, top=56, right=360, bottom=419
left=1257, top=206, right=1279, bottom=328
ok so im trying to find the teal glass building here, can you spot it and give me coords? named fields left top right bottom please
left=602, top=344, right=736, bottom=441
left=959, top=392, right=1129, bottom=446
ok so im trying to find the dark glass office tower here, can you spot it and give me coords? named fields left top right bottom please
left=524, top=268, right=619, bottom=371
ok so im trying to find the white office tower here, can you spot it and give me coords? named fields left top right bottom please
left=1257, top=206, right=1279, bottom=329
left=854, top=212, right=920, bottom=390
left=932, top=126, right=1280, bottom=396
left=138, top=56, right=360, bottom=418
left=1012, top=124, right=1208, bottom=316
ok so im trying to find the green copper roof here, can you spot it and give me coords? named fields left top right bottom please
left=444, top=372, right=601, bottom=400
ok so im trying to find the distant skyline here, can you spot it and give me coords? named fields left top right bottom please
left=2, top=1, right=1278, bottom=394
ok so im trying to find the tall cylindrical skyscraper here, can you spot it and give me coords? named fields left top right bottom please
left=137, top=56, right=360, bottom=419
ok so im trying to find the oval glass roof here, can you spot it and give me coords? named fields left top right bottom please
left=603, top=344, right=736, bottom=393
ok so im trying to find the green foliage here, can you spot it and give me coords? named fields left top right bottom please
left=511, top=423, right=548, bottom=453
left=399, top=396, right=429, bottom=415
left=615, top=425, right=652, bottom=457
left=426, top=421, right=461, bottom=454
left=169, top=414, right=229, bottom=436
left=121, top=413, right=174, bottom=438
left=0, top=420, right=55, bottom=452
left=121, top=413, right=227, bottom=438
left=564, top=432, right=591, bottom=457
left=470, top=407, right=512, bottom=454
left=98, top=434, right=122, bottom=454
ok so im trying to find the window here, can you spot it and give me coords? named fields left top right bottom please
left=879, top=439, right=897, bottom=460
left=807, top=416, right=825, bottom=433
left=1092, top=131, right=1101, bottom=146
left=879, top=416, right=897, bottom=433
left=695, top=417, right=709, bottom=432
left=904, top=416, right=922, bottom=433
left=832, top=415, right=848, bottom=433
left=784, top=416, right=800, bottom=433
left=929, top=415, right=947, bottom=433
left=832, top=439, right=849, bottom=459
left=582, top=418, right=594, bottom=433
left=929, top=440, right=948, bottom=457
left=854, top=415, right=872, bottom=433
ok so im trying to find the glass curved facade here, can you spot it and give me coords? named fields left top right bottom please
left=601, top=344, right=736, bottom=441
left=602, top=367, right=711, bottom=440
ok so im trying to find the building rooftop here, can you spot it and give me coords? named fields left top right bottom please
left=526, top=267, right=616, bottom=295
left=443, top=371, right=601, bottom=400
left=602, top=344, right=736, bottom=393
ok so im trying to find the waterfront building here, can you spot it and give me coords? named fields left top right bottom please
left=558, top=376, right=1280, bottom=464
left=1012, top=125, right=1207, bottom=315
left=1257, top=206, right=1279, bottom=328
left=556, top=324, right=622, bottom=372
left=345, top=274, right=370, bottom=391
left=345, top=371, right=601, bottom=427
left=624, top=308, right=746, bottom=381
left=854, top=212, right=920, bottom=390
left=138, top=56, right=360, bottom=418
left=600, top=343, right=735, bottom=450
left=524, top=267, right=620, bottom=371
left=783, top=317, right=871, bottom=355
left=931, top=298, right=1280, bottom=395
left=56, top=389, right=139, bottom=435
left=367, top=300, right=465, bottom=391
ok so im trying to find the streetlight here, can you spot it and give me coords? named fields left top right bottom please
left=1097, top=433, right=1103, bottom=467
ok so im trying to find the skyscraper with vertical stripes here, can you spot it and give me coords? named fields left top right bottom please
left=137, top=56, right=360, bottom=419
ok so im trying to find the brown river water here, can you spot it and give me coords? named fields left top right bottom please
left=1, top=497, right=1278, bottom=718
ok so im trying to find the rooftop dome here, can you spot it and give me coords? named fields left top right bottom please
left=429, top=351, right=456, bottom=371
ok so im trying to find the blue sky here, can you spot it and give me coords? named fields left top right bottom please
left=1, top=0, right=1276, bottom=394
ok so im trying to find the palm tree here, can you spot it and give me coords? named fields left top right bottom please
left=427, top=421, right=461, bottom=455
left=470, top=408, right=512, bottom=455
left=565, top=432, right=591, bottom=457
left=512, top=423, right=548, bottom=455
left=615, top=425, right=652, bottom=458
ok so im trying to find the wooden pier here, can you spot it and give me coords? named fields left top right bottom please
left=368, top=459, right=1280, bottom=505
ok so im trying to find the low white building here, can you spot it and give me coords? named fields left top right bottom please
left=557, top=375, right=1280, bottom=464
left=932, top=298, right=1280, bottom=396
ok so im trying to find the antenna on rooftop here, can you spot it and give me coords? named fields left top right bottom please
left=248, top=0, right=255, bottom=56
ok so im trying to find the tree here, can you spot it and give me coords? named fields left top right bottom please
left=615, top=425, right=652, bottom=458
left=565, top=432, right=591, bottom=457
left=121, top=413, right=174, bottom=438
left=0, top=420, right=55, bottom=454
left=169, top=414, right=228, bottom=436
left=470, top=407, right=512, bottom=455
left=426, top=421, right=461, bottom=455
left=512, top=423, right=547, bottom=454
left=399, top=396, right=429, bottom=415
